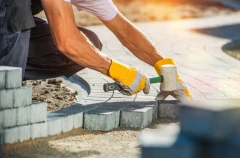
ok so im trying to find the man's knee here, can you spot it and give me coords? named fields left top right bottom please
left=77, top=27, right=103, bottom=51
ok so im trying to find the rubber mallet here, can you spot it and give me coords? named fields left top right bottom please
left=103, top=65, right=177, bottom=92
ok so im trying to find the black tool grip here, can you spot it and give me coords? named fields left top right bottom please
left=103, top=83, right=122, bottom=92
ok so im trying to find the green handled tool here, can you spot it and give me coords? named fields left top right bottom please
left=103, top=75, right=164, bottom=92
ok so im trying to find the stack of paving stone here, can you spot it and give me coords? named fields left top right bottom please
left=141, top=99, right=240, bottom=158
left=0, top=67, right=47, bottom=144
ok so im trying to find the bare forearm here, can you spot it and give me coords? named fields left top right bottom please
left=41, top=0, right=111, bottom=74
left=63, top=31, right=111, bottom=74
left=117, top=22, right=163, bottom=66
left=103, top=13, right=163, bottom=66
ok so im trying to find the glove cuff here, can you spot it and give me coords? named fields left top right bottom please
left=154, top=58, right=176, bottom=75
left=109, top=59, right=136, bottom=86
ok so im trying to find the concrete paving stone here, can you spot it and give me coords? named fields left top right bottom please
left=48, top=103, right=103, bottom=132
left=79, top=99, right=105, bottom=106
left=211, top=132, right=240, bottom=158
left=30, top=102, right=47, bottom=124
left=0, top=110, right=3, bottom=126
left=90, top=89, right=106, bottom=93
left=84, top=102, right=128, bottom=131
left=17, top=106, right=30, bottom=126
left=180, top=99, right=240, bottom=141
left=87, top=94, right=112, bottom=98
left=120, top=102, right=156, bottom=128
left=0, top=126, right=3, bottom=145
left=204, top=95, right=228, bottom=99
left=1, top=67, right=22, bottom=89
left=18, top=125, right=30, bottom=142
left=84, top=97, right=109, bottom=101
left=135, top=96, right=156, bottom=102
left=3, top=126, right=18, bottom=144
left=108, top=97, right=135, bottom=102
left=0, top=89, right=14, bottom=110
left=73, top=112, right=83, bottom=129
left=158, top=100, right=180, bottom=119
left=141, top=131, right=202, bottom=158
left=31, top=122, right=48, bottom=140
left=3, top=108, right=17, bottom=128
left=61, top=115, right=74, bottom=133
left=84, top=110, right=119, bottom=131
left=111, top=92, right=136, bottom=98
left=88, top=92, right=113, bottom=97
left=0, top=70, right=5, bottom=90
left=47, top=113, right=62, bottom=136
left=134, top=96, right=158, bottom=119
left=100, top=76, right=114, bottom=83
left=14, top=86, right=32, bottom=108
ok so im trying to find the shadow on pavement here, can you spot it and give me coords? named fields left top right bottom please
left=192, top=23, right=240, bottom=40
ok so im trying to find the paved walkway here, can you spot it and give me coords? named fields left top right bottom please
left=77, top=12, right=240, bottom=103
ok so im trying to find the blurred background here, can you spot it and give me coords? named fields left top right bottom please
left=36, top=0, right=238, bottom=26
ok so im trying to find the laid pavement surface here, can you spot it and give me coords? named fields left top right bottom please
left=77, top=12, right=240, bottom=104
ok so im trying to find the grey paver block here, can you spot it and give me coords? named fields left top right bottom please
left=19, top=125, right=31, bottom=142
left=153, top=102, right=159, bottom=119
left=47, top=103, right=102, bottom=133
left=14, top=86, right=32, bottom=107
left=158, top=100, right=179, bottom=119
left=121, top=101, right=156, bottom=128
left=211, top=136, right=240, bottom=158
left=0, top=110, right=3, bottom=128
left=17, top=106, right=30, bottom=126
left=47, top=113, right=62, bottom=136
left=84, top=110, right=119, bottom=131
left=3, top=126, right=19, bottom=144
left=0, top=70, right=5, bottom=89
left=0, top=89, right=14, bottom=109
left=180, top=99, right=240, bottom=141
left=135, top=96, right=158, bottom=119
left=61, top=115, right=74, bottom=133
left=3, top=108, right=17, bottom=128
left=0, top=87, right=32, bottom=110
left=0, top=127, right=3, bottom=145
left=31, top=122, right=48, bottom=140
left=73, top=113, right=83, bottom=129
left=84, top=102, right=127, bottom=131
left=141, top=131, right=202, bottom=158
left=2, top=67, right=22, bottom=89
left=30, top=102, right=47, bottom=124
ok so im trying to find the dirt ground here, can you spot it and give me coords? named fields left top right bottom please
left=23, top=79, right=77, bottom=112
left=2, top=118, right=178, bottom=158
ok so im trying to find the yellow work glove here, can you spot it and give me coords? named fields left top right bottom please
left=154, top=58, right=192, bottom=101
left=109, top=60, right=150, bottom=96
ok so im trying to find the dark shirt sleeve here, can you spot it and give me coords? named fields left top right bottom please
left=3, top=0, right=35, bottom=33
left=31, top=0, right=44, bottom=15
left=0, top=0, right=7, bottom=33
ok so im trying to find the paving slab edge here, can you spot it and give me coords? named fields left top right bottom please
left=2, top=72, right=180, bottom=144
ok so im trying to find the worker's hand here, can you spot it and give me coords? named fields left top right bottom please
left=154, top=58, right=192, bottom=102
left=109, top=60, right=150, bottom=96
